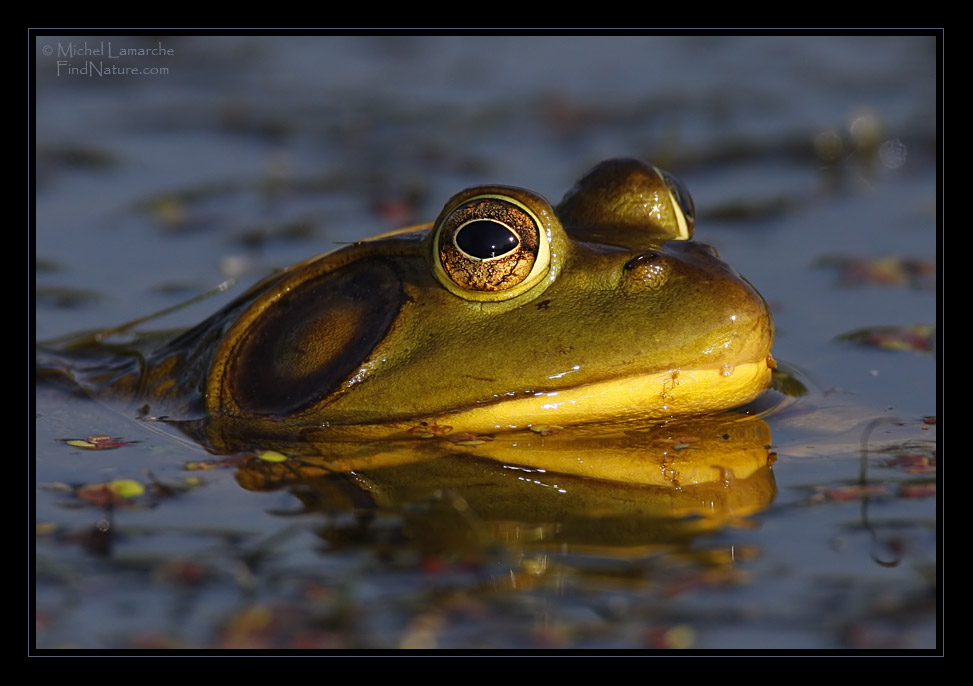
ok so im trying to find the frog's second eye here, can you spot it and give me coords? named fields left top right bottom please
left=433, top=194, right=551, bottom=300
left=658, top=168, right=696, bottom=240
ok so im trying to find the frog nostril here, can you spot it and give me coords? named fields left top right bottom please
left=624, top=252, right=661, bottom=270
left=623, top=251, right=669, bottom=291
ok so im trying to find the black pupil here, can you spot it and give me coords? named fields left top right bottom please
left=456, top=221, right=519, bottom=259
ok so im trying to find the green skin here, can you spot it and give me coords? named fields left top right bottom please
left=68, top=159, right=774, bottom=438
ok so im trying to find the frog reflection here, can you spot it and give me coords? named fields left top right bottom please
left=233, top=414, right=777, bottom=560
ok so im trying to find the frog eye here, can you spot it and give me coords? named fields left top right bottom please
left=432, top=193, right=552, bottom=300
left=657, top=168, right=696, bottom=241
left=454, top=219, right=520, bottom=259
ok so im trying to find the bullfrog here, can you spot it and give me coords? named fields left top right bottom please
left=45, top=158, right=775, bottom=442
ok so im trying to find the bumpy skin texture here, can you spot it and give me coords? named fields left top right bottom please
left=60, top=158, right=775, bottom=439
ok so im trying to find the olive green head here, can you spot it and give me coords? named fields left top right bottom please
left=200, top=158, right=773, bottom=436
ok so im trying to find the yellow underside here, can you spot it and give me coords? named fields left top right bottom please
left=305, top=356, right=775, bottom=439
left=427, top=357, right=773, bottom=432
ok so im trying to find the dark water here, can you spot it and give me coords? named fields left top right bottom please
left=33, top=34, right=939, bottom=652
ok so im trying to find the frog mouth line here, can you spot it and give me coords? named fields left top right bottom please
left=434, top=357, right=775, bottom=432
left=288, top=355, right=775, bottom=437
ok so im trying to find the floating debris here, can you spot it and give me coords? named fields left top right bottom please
left=529, top=425, right=563, bottom=436
left=407, top=422, right=453, bottom=438
left=76, top=479, right=146, bottom=506
left=62, top=435, right=137, bottom=450
left=257, top=450, right=288, bottom=463
left=816, top=254, right=936, bottom=290
left=36, top=286, right=104, bottom=309
left=836, top=325, right=935, bottom=353
left=808, top=483, right=891, bottom=504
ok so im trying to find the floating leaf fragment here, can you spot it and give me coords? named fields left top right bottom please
left=135, top=181, right=238, bottom=232
left=63, top=434, right=137, bottom=450
left=897, top=482, right=936, bottom=498
left=407, top=423, right=452, bottom=438
left=815, top=254, right=935, bottom=290
left=232, top=218, right=317, bottom=248
left=704, top=195, right=795, bottom=222
left=647, top=624, right=696, bottom=650
left=36, top=286, right=104, bottom=309
left=836, top=325, right=935, bottom=353
left=529, top=425, right=564, bottom=436
left=144, top=471, right=205, bottom=498
left=37, top=143, right=118, bottom=170
left=105, top=479, right=145, bottom=498
left=156, top=558, right=210, bottom=587
left=771, top=367, right=809, bottom=397
left=185, top=454, right=252, bottom=471
left=878, top=440, right=936, bottom=474
left=77, top=479, right=146, bottom=506
left=36, top=522, right=58, bottom=536
left=35, top=257, right=62, bottom=273
left=217, top=605, right=275, bottom=649
left=882, top=454, right=936, bottom=474
left=40, top=482, right=74, bottom=493
left=445, top=432, right=492, bottom=446
left=808, top=483, right=890, bottom=504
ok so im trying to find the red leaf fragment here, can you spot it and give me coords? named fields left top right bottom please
left=897, top=482, right=936, bottom=498
left=76, top=479, right=145, bottom=506
left=157, top=559, right=210, bottom=586
left=883, top=453, right=936, bottom=474
left=808, top=484, right=890, bottom=503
